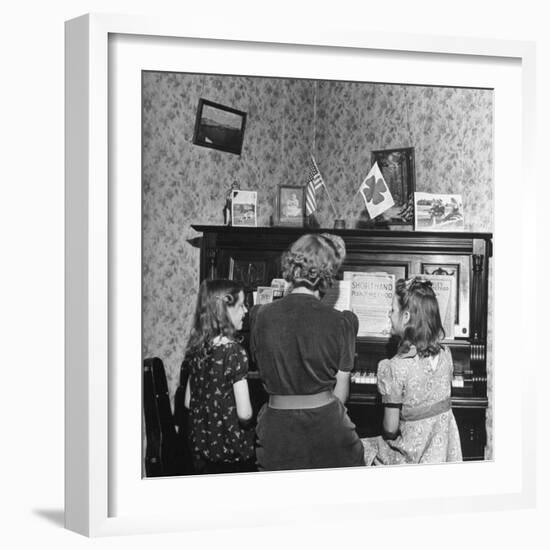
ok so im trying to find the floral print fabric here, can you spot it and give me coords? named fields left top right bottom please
left=182, top=341, right=255, bottom=464
left=362, top=346, right=462, bottom=465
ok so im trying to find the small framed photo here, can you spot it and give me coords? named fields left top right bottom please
left=276, top=185, right=305, bottom=226
left=414, top=192, right=465, bottom=231
left=231, top=189, right=257, bottom=227
left=192, top=98, right=247, bottom=155
left=370, top=147, right=416, bottom=225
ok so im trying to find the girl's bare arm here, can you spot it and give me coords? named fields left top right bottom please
left=233, top=379, right=253, bottom=421
left=382, top=407, right=400, bottom=439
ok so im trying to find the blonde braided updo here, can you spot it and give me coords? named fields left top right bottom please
left=281, top=233, right=346, bottom=294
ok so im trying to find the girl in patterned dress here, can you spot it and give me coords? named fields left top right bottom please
left=362, top=277, right=462, bottom=465
left=180, top=279, right=256, bottom=474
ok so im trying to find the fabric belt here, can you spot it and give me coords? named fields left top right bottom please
left=268, top=391, right=334, bottom=410
left=401, top=397, right=452, bottom=422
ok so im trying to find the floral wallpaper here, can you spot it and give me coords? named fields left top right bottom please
left=142, top=72, right=494, bottom=458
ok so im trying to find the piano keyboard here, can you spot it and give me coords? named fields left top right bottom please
left=351, top=371, right=378, bottom=385
left=352, top=372, right=469, bottom=388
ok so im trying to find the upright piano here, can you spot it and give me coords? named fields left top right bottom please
left=192, top=225, right=492, bottom=460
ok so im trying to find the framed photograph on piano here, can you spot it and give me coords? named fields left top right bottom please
left=65, top=11, right=536, bottom=539
left=276, top=184, right=306, bottom=226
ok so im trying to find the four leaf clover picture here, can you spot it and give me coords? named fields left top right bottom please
left=359, top=162, right=395, bottom=219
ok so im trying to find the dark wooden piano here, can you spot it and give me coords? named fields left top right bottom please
left=192, top=225, right=492, bottom=461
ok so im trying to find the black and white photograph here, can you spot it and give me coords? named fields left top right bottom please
left=414, top=192, right=465, bottom=231
left=55, top=4, right=544, bottom=544
left=192, top=98, right=247, bottom=154
left=370, top=147, right=416, bottom=225
left=230, top=189, right=257, bottom=227
left=277, top=184, right=306, bottom=226
left=142, top=70, right=494, bottom=477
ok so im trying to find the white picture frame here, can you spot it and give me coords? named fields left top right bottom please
left=65, top=13, right=537, bottom=537
left=231, top=189, right=257, bottom=227
left=413, top=192, right=465, bottom=231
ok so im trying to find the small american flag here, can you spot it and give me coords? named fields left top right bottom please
left=306, top=155, right=325, bottom=215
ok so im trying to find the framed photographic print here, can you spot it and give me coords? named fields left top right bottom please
left=231, top=189, right=257, bottom=227
left=370, top=147, right=415, bottom=225
left=65, top=12, right=535, bottom=538
left=414, top=192, right=465, bottom=231
left=192, top=98, right=247, bottom=155
left=277, top=185, right=305, bottom=226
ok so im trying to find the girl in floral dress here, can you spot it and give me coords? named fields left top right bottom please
left=362, top=277, right=462, bottom=465
left=180, top=279, right=256, bottom=474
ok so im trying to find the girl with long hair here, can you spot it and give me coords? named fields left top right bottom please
left=363, top=276, right=462, bottom=465
left=180, top=279, right=256, bottom=474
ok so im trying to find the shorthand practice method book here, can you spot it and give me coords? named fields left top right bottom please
left=323, top=271, right=455, bottom=340
left=323, top=272, right=394, bottom=337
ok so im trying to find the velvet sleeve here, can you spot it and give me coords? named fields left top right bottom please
left=248, top=304, right=261, bottom=361
left=337, top=310, right=359, bottom=372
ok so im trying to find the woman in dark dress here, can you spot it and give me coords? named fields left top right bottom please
left=249, top=233, right=365, bottom=471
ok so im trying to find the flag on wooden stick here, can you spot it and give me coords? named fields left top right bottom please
left=358, top=162, right=394, bottom=219
left=305, top=155, right=325, bottom=215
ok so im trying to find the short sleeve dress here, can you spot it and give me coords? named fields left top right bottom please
left=249, top=293, right=365, bottom=471
left=362, top=345, right=463, bottom=465
left=181, top=340, right=255, bottom=465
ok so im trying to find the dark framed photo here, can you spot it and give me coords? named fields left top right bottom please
left=276, top=185, right=305, bottom=226
left=192, top=98, right=247, bottom=155
left=370, top=147, right=416, bottom=225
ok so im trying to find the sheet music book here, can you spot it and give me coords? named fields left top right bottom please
left=321, top=280, right=352, bottom=311
left=255, top=286, right=274, bottom=304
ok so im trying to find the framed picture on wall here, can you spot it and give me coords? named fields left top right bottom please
left=370, top=147, right=415, bottom=226
left=276, top=185, right=305, bottom=226
left=192, top=98, right=247, bottom=155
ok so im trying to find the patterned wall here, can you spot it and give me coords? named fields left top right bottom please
left=142, top=72, right=494, bottom=457
left=312, top=82, right=493, bottom=229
